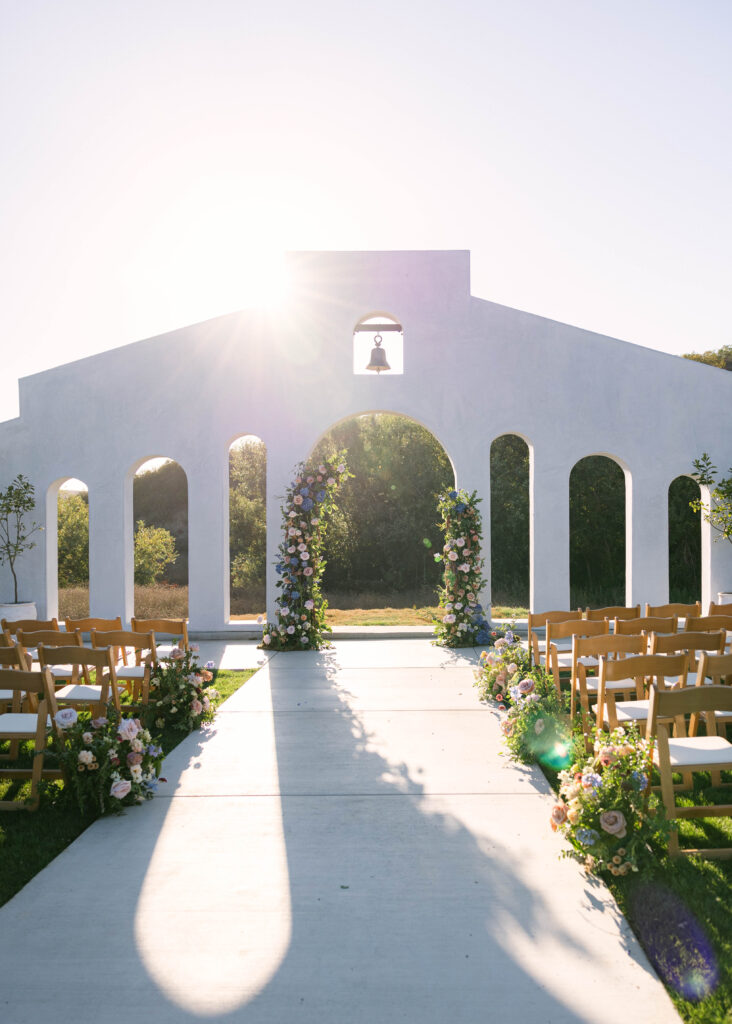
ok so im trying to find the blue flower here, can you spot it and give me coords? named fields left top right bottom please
left=631, top=771, right=648, bottom=791
left=582, top=772, right=603, bottom=792
left=300, top=487, right=310, bottom=496
left=455, top=502, right=467, bottom=513
left=449, top=490, right=458, bottom=499
left=504, top=629, right=514, bottom=642
left=291, top=590, right=300, bottom=600
left=275, top=563, right=284, bottom=575
left=316, top=490, right=326, bottom=502
left=576, top=828, right=599, bottom=846
left=301, top=497, right=314, bottom=511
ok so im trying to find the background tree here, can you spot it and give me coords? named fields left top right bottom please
left=490, top=435, right=529, bottom=605
left=683, top=344, right=732, bottom=371
left=133, top=520, right=178, bottom=585
left=57, top=492, right=89, bottom=587
left=133, top=462, right=188, bottom=584
left=312, top=414, right=453, bottom=595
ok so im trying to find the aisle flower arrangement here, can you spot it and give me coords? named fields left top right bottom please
left=53, top=707, right=165, bottom=816
left=495, top=667, right=573, bottom=768
left=433, top=489, right=492, bottom=647
left=551, top=726, right=669, bottom=876
left=262, top=453, right=351, bottom=651
left=473, top=631, right=530, bottom=702
left=144, top=646, right=217, bottom=733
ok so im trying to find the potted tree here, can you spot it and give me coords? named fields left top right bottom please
left=691, top=454, right=732, bottom=604
left=0, top=474, right=43, bottom=622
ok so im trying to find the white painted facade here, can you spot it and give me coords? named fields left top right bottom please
left=1, top=250, right=730, bottom=629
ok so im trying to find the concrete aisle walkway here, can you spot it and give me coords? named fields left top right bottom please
left=0, top=641, right=681, bottom=1024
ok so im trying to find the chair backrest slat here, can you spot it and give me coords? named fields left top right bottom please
left=1, top=617, right=59, bottom=636
left=585, top=605, right=640, bottom=621
left=645, top=602, right=701, bottom=619
left=614, top=615, right=678, bottom=636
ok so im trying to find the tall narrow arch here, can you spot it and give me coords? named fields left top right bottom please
left=569, top=454, right=626, bottom=609
left=490, top=433, right=530, bottom=608
left=668, top=475, right=701, bottom=602
left=131, top=457, right=188, bottom=618
left=46, top=476, right=90, bottom=620
left=228, top=434, right=266, bottom=622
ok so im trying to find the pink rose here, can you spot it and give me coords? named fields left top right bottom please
left=599, top=810, right=627, bottom=838
left=170, top=646, right=184, bottom=660
left=191, top=699, right=203, bottom=716
left=127, top=752, right=143, bottom=766
left=517, top=678, right=535, bottom=695
left=117, top=719, right=139, bottom=742
left=507, top=663, right=518, bottom=675
left=294, top=495, right=303, bottom=505
left=110, top=779, right=132, bottom=800
left=303, top=567, right=314, bottom=576
left=550, top=803, right=568, bottom=828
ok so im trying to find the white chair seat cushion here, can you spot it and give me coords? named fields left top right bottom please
left=553, top=652, right=574, bottom=669
left=653, top=736, right=732, bottom=768
left=594, top=700, right=650, bottom=723
left=0, top=713, right=40, bottom=735
left=31, top=664, right=74, bottom=679
left=0, top=690, right=24, bottom=701
left=115, top=666, right=147, bottom=679
left=582, top=679, right=636, bottom=694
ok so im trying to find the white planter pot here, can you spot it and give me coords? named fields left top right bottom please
left=0, top=601, right=37, bottom=623
left=717, top=592, right=732, bottom=606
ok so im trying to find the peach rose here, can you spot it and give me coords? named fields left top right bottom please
left=599, top=810, right=627, bottom=838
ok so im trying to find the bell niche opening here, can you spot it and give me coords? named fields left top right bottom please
left=353, top=314, right=404, bottom=375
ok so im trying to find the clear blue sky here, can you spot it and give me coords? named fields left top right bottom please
left=1, top=0, right=730, bottom=419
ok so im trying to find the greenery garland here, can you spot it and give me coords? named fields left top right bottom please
left=433, top=488, right=492, bottom=646
left=262, top=453, right=351, bottom=650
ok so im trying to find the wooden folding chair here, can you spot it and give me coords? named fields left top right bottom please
left=131, top=617, right=189, bottom=663
left=17, top=628, right=84, bottom=682
left=547, top=618, right=609, bottom=694
left=649, top=630, right=726, bottom=686
left=594, top=652, right=688, bottom=734
left=708, top=601, right=732, bottom=617
left=3, top=618, right=59, bottom=646
left=0, top=646, right=33, bottom=761
left=38, top=645, right=122, bottom=716
left=0, top=667, right=63, bottom=811
left=527, top=610, right=575, bottom=669
left=572, top=633, right=646, bottom=743
left=686, top=615, right=732, bottom=650
left=584, top=604, right=640, bottom=621
left=613, top=615, right=678, bottom=636
left=647, top=683, right=732, bottom=858
left=645, top=602, right=701, bottom=621
left=91, top=630, right=154, bottom=707
left=693, top=651, right=732, bottom=751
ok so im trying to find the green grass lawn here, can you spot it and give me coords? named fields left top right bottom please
left=0, top=668, right=254, bottom=908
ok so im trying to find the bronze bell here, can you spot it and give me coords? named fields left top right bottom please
left=365, top=333, right=391, bottom=373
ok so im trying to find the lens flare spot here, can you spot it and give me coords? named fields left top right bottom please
left=422, top=538, right=433, bottom=548
left=628, top=882, right=718, bottom=1001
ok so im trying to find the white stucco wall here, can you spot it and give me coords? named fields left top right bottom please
left=1, top=250, right=730, bottom=628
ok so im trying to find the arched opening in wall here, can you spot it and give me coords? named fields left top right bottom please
left=353, top=313, right=404, bottom=375
left=490, top=434, right=530, bottom=610
left=310, top=412, right=454, bottom=623
left=56, top=478, right=90, bottom=620
left=668, top=476, right=701, bottom=603
left=132, top=458, right=188, bottom=618
left=569, top=455, right=626, bottom=609
left=228, top=435, right=266, bottom=621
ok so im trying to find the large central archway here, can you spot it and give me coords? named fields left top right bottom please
left=308, top=411, right=456, bottom=623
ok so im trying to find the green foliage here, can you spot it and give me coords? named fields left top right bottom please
left=669, top=476, right=701, bottom=601
left=229, top=440, right=266, bottom=592
left=0, top=474, right=42, bottom=602
left=312, top=415, right=453, bottom=593
left=57, top=492, right=89, bottom=587
left=570, top=456, right=626, bottom=607
left=133, top=462, right=188, bottom=584
left=683, top=344, right=732, bottom=370
left=691, top=453, right=732, bottom=546
left=490, top=435, right=530, bottom=605
left=133, top=520, right=178, bottom=585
